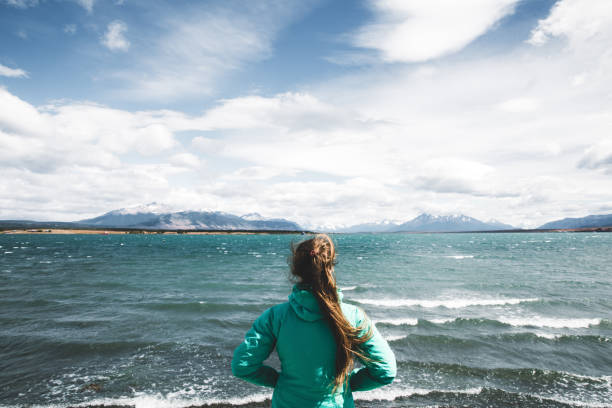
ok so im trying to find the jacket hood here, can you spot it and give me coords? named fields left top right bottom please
left=288, top=284, right=344, bottom=322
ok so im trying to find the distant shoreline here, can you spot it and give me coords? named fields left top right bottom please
left=0, top=228, right=309, bottom=235
left=1, top=227, right=610, bottom=234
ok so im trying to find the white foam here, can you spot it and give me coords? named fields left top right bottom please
left=2, top=391, right=273, bottom=408
left=539, top=395, right=612, bottom=408
left=341, top=286, right=357, bottom=291
left=534, top=332, right=561, bottom=339
left=384, top=334, right=408, bottom=341
left=444, top=255, right=474, bottom=259
left=356, top=297, right=538, bottom=308
left=430, top=317, right=457, bottom=324
left=375, top=318, right=418, bottom=326
left=355, top=386, right=482, bottom=401
left=498, top=317, right=602, bottom=328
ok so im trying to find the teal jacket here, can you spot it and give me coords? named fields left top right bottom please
left=231, top=285, right=396, bottom=407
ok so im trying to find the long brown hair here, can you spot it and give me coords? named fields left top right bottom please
left=290, top=234, right=373, bottom=391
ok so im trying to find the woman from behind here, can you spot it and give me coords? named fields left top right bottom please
left=232, top=234, right=396, bottom=407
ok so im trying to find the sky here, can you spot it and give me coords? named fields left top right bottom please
left=1, top=0, right=611, bottom=229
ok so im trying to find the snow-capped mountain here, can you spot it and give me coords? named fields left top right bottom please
left=240, top=213, right=266, bottom=221
left=111, top=202, right=177, bottom=215
left=79, top=204, right=301, bottom=231
left=79, top=202, right=169, bottom=227
left=330, top=214, right=515, bottom=233
left=392, top=213, right=513, bottom=232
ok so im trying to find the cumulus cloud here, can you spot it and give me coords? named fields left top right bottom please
left=0, top=88, right=199, bottom=220
left=102, top=20, right=130, bottom=52
left=2, top=0, right=612, bottom=227
left=191, top=136, right=222, bottom=153
left=223, top=166, right=298, bottom=181
left=577, top=140, right=612, bottom=174
left=0, top=64, right=28, bottom=78
left=0, top=88, right=180, bottom=171
left=169, top=152, right=202, bottom=169
left=528, top=0, right=612, bottom=49
left=352, top=0, right=519, bottom=63
left=410, top=158, right=518, bottom=198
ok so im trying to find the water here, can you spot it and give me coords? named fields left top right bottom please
left=0, top=232, right=611, bottom=407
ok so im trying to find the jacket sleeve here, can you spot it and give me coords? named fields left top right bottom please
left=231, top=307, right=279, bottom=388
left=349, top=311, right=396, bottom=392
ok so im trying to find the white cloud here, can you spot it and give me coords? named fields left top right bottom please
left=0, top=64, right=28, bottom=78
left=108, top=1, right=313, bottom=100
left=64, top=24, right=77, bottom=35
left=75, top=0, right=94, bottom=13
left=191, top=136, right=222, bottom=154
left=409, top=158, right=516, bottom=198
left=528, top=0, right=612, bottom=49
left=497, top=97, right=540, bottom=113
left=0, top=88, right=179, bottom=171
left=2, top=0, right=612, bottom=227
left=578, top=139, right=612, bottom=174
left=2, top=0, right=92, bottom=11
left=169, top=152, right=202, bottom=169
left=2, top=0, right=38, bottom=8
left=223, top=166, right=298, bottom=181
left=352, top=0, right=518, bottom=63
left=102, top=20, right=130, bottom=52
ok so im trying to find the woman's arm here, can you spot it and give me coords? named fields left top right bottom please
left=349, top=313, right=396, bottom=391
left=231, top=307, right=279, bottom=388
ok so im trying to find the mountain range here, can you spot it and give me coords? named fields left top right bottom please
left=2, top=203, right=611, bottom=232
left=78, top=203, right=301, bottom=231
left=77, top=204, right=516, bottom=232
left=538, top=213, right=612, bottom=230
left=333, top=214, right=514, bottom=233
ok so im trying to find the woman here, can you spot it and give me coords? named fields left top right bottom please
left=232, top=234, right=396, bottom=407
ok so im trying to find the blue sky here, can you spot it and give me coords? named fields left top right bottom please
left=1, top=0, right=611, bottom=228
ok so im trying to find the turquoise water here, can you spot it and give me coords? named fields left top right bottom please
left=0, top=232, right=611, bottom=407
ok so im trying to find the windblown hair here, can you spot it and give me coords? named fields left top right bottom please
left=290, top=234, right=373, bottom=391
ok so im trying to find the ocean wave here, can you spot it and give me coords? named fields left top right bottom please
left=133, top=301, right=275, bottom=314
left=383, top=332, right=612, bottom=349
left=2, top=382, right=610, bottom=408
left=401, top=360, right=612, bottom=387
left=340, top=284, right=376, bottom=293
left=375, top=316, right=607, bottom=330
left=498, top=317, right=602, bottom=329
left=444, top=255, right=475, bottom=259
left=384, top=334, right=409, bottom=342
left=375, top=318, right=419, bottom=326
left=355, top=297, right=539, bottom=308
left=374, top=316, right=507, bottom=328
left=0, top=391, right=273, bottom=408
left=355, top=386, right=483, bottom=401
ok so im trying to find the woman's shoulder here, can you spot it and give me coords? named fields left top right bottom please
left=255, top=301, right=292, bottom=332
left=340, top=300, right=368, bottom=327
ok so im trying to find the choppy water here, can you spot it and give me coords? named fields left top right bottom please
left=0, top=232, right=611, bottom=408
